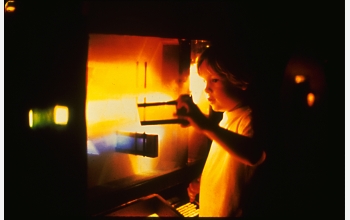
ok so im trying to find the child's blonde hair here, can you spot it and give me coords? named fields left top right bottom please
left=197, top=45, right=254, bottom=91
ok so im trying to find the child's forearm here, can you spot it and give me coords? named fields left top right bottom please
left=202, top=124, right=265, bottom=166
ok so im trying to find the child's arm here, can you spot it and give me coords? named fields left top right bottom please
left=176, top=95, right=265, bottom=166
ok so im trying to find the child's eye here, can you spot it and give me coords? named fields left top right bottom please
left=211, top=79, right=219, bottom=83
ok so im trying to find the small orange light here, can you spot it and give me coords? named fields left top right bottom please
left=295, top=75, right=306, bottom=84
left=307, top=93, right=315, bottom=107
left=5, top=1, right=16, bottom=13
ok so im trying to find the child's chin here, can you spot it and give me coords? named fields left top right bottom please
left=210, top=105, right=223, bottom=112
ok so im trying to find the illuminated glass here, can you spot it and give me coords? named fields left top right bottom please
left=28, top=105, right=69, bottom=128
left=190, top=63, right=205, bottom=104
left=86, top=34, right=206, bottom=188
left=29, top=110, right=33, bottom=128
left=189, top=40, right=211, bottom=114
left=54, top=105, right=69, bottom=125
left=87, top=140, right=99, bottom=155
left=29, top=108, right=52, bottom=128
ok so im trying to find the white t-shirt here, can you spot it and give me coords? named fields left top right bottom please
left=199, top=106, right=259, bottom=217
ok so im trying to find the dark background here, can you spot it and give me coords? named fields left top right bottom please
left=5, top=1, right=344, bottom=218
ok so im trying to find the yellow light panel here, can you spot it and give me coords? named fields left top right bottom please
left=190, top=63, right=205, bottom=104
left=54, top=105, right=69, bottom=125
left=29, top=109, right=33, bottom=128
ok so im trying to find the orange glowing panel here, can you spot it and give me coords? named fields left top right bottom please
left=86, top=34, right=183, bottom=138
left=307, top=93, right=315, bottom=107
left=295, top=75, right=306, bottom=84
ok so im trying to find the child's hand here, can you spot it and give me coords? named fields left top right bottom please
left=187, top=177, right=200, bottom=203
left=175, top=94, right=211, bottom=130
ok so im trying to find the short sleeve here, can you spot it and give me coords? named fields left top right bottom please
left=238, top=111, right=254, bottom=137
left=224, top=107, right=254, bottom=137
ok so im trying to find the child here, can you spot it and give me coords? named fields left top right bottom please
left=176, top=44, right=266, bottom=217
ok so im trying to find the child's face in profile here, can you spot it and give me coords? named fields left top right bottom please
left=198, top=59, right=242, bottom=112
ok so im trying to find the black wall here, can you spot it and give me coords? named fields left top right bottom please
left=5, top=1, right=88, bottom=217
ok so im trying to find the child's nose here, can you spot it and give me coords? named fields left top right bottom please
left=204, top=82, right=211, bottom=93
